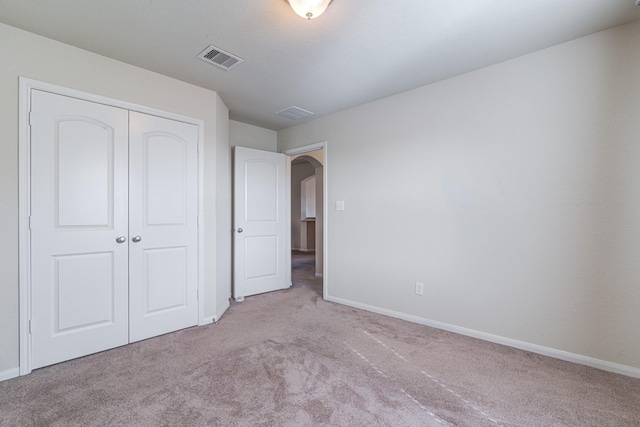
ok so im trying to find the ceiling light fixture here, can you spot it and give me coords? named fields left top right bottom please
left=285, top=0, right=333, bottom=20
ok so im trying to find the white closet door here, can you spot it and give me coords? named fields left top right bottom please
left=30, top=90, right=130, bottom=369
left=128, top=112, right=199, bottom=342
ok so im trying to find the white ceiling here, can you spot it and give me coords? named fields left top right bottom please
left=1, top=0, right=639, bottom=130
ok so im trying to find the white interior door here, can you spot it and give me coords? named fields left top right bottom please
left=30, top=90, right=129, bottom=369
left=128, top=112, right=199, bottom=342
left=233, top=147, right=290, bottom=300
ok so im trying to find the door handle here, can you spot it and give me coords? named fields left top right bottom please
left=237, top=228, right=243, bottom=233
left=132, top=235, right=142, bottom=243
left=116, top=236, right=127, bottom=244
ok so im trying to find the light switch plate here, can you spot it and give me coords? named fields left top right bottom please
left=336, top=200, right=345, bottom=211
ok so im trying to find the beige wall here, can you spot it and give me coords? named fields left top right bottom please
left=279, top=20, right=640, bottom=372
left=0, top=23, right=228, bottom=376
left=229, top=120, right=277, bottom=152
left=215, top=97, right=231, bottom=317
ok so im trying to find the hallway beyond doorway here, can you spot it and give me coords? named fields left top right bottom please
left=291, top=250, right=322, bottom=298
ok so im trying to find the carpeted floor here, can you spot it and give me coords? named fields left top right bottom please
left=1, top=257, right=639, bottom=426
left=291, top=250, right=322, bottom=296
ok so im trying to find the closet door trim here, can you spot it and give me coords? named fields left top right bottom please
left=18, top=77, right=206, bottom=376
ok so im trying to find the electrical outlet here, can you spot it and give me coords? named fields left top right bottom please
left=415, top=282, right=424, bottom=296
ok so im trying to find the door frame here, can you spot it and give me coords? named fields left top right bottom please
left=282, top=142, right=328, bottom=300
left=18, top=77, right=207, bottom=375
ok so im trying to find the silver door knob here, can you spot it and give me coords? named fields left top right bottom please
left=237, top=228, right=243, bottom=233
left=132, top=235, right=142, bottom=243
left=116, top=236, right=126, bottom=244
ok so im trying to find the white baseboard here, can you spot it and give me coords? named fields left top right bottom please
left=315, top=273, right=323, bottom=278
left=200, top=316, right=215, bottom=325
left=213, top=298, right=231, bottom=322
left=325, top=295, right=640, bottom=379
left=201, top=297, right=232, bottom=325
left=0, top=367, right=20, bottom=382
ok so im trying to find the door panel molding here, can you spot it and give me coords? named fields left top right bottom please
left=18, top=77, right=206, bottom=376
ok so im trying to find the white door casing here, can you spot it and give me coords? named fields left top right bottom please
left=233, top=147, right=290, bottom=300
left=128, top=112, right=199, bottom=342
left=30, top=90, right=130, bottom=369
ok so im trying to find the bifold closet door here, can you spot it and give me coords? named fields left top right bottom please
left=30, top=90, right=130, bottom=369
left=128, top=112, right=199, bottom=342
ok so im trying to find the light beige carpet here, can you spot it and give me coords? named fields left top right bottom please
left=1, top=283, right=639, bottom=426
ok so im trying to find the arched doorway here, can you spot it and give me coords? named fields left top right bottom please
left=290, top=151, right=323, bottom=296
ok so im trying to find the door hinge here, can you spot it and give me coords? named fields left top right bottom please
left=28, top=215, right=32, bottom=230
left=197, top=289, right=199, bottom=300
left=29, top=112, right=33, bottom=126
left=28, top=320, right=32, bottom=334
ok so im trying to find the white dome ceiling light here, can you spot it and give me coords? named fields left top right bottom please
left=285, top=0, right=333, bottom=20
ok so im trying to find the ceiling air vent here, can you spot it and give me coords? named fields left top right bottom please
left=276, top=106, right=315, bottom=120
left=197, top=45, right=244, bottom=71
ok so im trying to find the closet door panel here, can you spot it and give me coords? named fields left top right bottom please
left=30, top=90, right=129, bottom=369
left=128, top=112, right=199, bottom=342
left=145, top=133, right=187, bottom=225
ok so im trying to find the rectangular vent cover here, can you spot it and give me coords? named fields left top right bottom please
left=197, top=45, right=244, bottom=71
left=276, top=106, right=315, bottom=120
